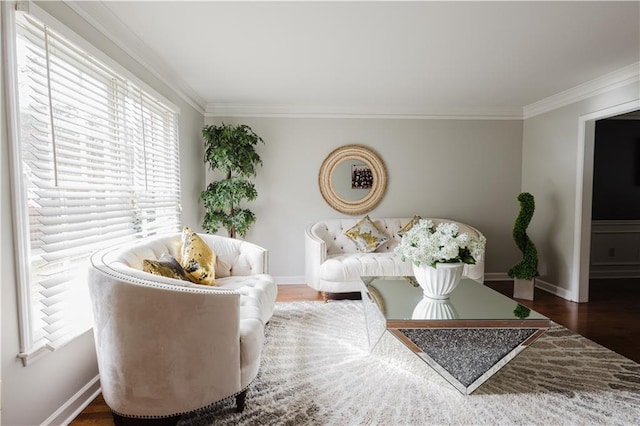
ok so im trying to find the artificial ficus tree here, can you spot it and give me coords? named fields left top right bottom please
left=200, top=123, right=264, bottom=238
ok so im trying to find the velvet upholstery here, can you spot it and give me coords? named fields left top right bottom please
left=305, top=217, right=485, bottom=294
left=88, top=233, right=276, bottom=419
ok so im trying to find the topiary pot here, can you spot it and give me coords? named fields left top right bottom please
left=513, top=277, right=535, bottom=300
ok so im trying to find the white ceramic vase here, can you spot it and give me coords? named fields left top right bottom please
left=412, top=262, right=464, bottom=299
left=411, top=297, right=459, bottom=320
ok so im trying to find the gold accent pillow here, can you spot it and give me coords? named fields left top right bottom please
left=143, top=253, right=192, bottom=282
left=398, top=215, right=422, bottom=237
left=181, top=227, right=217, bottom=286
left=345, top=215, right=390, bottom=253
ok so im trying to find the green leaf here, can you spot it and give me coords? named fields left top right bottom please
left=201, top=123, right=264, bottom=238
left=509, top=192, right=539, bottom=280
left=203, top=123, right=263, bottom=177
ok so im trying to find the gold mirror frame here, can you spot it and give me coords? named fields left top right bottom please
left=318, top=144, right=387, bottom=215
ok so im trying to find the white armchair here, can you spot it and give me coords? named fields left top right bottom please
left=88, top=233, right=277, bottom=423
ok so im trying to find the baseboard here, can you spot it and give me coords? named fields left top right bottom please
left=484, top=272, right=511, bottom=281
left=278, top=273, right=516, bottom=285
left=274, top=274, right=579, bottom=302
left=589, top=270, right=640, bottom=279
left=484, top=273, right=575, bottom=301
left=43, top=375, right=101, bottom=426
left=533, top=278, right=574, bottom=301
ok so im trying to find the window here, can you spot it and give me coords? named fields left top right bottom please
left=8, top=9, right=181, bottom=364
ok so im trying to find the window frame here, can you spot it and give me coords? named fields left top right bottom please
left=2, top=1, right=182, bottom=365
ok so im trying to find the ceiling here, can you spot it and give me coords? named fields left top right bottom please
left=70, top=1, right=640, bottom=118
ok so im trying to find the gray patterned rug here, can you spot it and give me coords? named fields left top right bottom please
left=180, top=300, right=640, bottom=425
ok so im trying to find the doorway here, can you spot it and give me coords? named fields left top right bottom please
left=576, top=101, right=640, bottom=302
left=590, top=111, right=640, bottom=280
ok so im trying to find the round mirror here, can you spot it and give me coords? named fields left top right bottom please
left=318, top=145, right=387, bottom=215
left=330, top=159, right=372, bottom=201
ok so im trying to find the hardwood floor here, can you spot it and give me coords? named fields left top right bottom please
left=488, top=279, right=640, bottom=364
left=70, top=280, right=640, bottom=425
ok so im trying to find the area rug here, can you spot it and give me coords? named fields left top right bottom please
left=180, top=300, right=640, bottom=425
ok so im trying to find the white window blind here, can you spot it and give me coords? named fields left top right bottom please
left=11, top=11, right=181, bottom=363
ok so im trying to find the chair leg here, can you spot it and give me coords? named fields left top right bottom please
left=236, top=389, right=248, bottom=412
left=111, top=412, right=127, bottom=426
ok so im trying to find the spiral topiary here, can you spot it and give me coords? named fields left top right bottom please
left=508, top=192, right=539, bottom=280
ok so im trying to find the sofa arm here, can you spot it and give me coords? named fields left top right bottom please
left=464, top=253, right=485, bottom=283
left=305, top=225, right=327, bottom=290
left=88, top=266, right=243, bottom=418
left=229, top=240, right=269, bottom=276
left=200, top=235, right=269, bottom=276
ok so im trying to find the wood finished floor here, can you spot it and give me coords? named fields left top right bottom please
left=70, top=279, right=640, bottom=425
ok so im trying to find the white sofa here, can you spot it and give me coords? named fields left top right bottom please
left=88, top=233, right=277, bottom=422
left=305, top=217, right=485, bottom=298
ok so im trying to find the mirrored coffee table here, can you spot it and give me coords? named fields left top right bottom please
left=360, top=276, right=551, bottom=394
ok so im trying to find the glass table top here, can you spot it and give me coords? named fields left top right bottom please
left=362, top=276, right=549, bottom=327
left=360, top=276, right=551, bottom=394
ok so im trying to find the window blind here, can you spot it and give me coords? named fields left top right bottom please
left=13, top=11, right=181, bottom=362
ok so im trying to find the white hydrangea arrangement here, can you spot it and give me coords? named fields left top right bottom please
left=395, top=219, right=486, bottom=268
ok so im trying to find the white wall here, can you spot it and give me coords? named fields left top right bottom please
left=0, top=3, right=204, bottom=424
left=522, top=81, right=640, bottom=300
left=205, top=117, right=524, bottom=281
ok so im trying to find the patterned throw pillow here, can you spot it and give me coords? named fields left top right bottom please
left=180, top=227, right=217, bottom=286
left=398, top=215, right=422, bottom=237
left=345, top=215, right=390, bottom=253
left=143, top=253, right=192, bottom=282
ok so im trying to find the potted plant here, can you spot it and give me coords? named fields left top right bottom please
left=508, top=192, right=539, bottom=300
left=200, top=123, right=264, bottom=239
left=395, top=219, right=486, bottom=299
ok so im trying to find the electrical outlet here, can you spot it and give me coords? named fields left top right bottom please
left=608, top=248, right=616, bottom=257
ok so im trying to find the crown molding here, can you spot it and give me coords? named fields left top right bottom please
left=523, top=62, right=640, bottom=119
left=64, top=1, right=206, bottom=115
left=205, top=103, right=524, bottom=120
